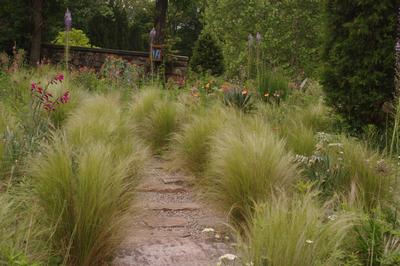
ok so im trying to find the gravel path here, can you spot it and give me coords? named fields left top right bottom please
left=113, top=158, right=234, bottom=266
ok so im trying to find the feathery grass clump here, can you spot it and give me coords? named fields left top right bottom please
left=292, top=100, right=334, bottom=132
left=65, top=94, right=148, bottom=177
left=0, top=185, right=51, bottom=264
left=281, top=121, right=316, bottom=156
left=171, top=106, right=228, bottom=174
left=130, top=89, right=181, bottom=152
left=65, top=94, right=123, bottom=146
left=324, top=136, right=396, bottom=210
left=129, top=88, right=161, bottom=123
left=239, top=194, right=354, bottom=266
left=31, top=134, right=141, bottom=265
left=31, top=93, right=148, bottom=265
left=205, top=118, right=300, bottom=221
left=0, top=104, right=23, bottom=181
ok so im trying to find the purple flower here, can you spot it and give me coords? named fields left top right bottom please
left=396, top=40, right=400, bottom=54
left=64, top=9, right=72, bottom=31
left=149, top=28, right=157, bottom=44
left=248, top=34, right=254, bottom=46
left=256, top=32, right=262, bottom=44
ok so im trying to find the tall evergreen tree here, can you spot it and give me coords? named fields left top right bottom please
left=190, top=31, right=224, bottom=75
left=322, top=0, right=398, bottom=130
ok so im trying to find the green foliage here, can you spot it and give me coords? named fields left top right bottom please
left=0, top=0, right=30, bottom=52
left=190, top=32, right=224, bottom=75
left=257, top=70, right=289, bottom=102
left=297, top=134, right=396, bottom=210
left=343, top=210, right=400, bottom=266
left=223, top=88, right=255, bottom=113
left=321, top=0, right=398, bottom=130
left=53, top=28, right=92, bottom=47
left=0, top=185, right=52, bottom=265
left=167, top=0, right=204, bottom=56
left=100, top=56, right=144, bottom=88
left=204, top=0, right=323, bottom=77
left=239, top=194, right=354, bottom=266
left=205, top=118, right=300, bottom=222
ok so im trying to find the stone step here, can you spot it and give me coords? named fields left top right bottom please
left=147, top=203, right=201, bottom=211
left=113, top=237, right=230, bottom=266
left=144, top=216, right=187, bottom=228
left=161, top=176, right=185, bottom=185
left=137, top=184, right=187, bottom=193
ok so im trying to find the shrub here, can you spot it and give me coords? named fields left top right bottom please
left=100, top=56, right=144, bottom=88
left=53, top=28, right=92, bottom=47
left=190, top=32, right=224, bottom=75
left=71, top=68, right=108, bottom=93
left=30, top=133, right=144, bottom=265
left=321, top=0, right=398, bottom=129
left=238, top=194, right=354, bottom=266
left=205, top=118, right=300, bottom=222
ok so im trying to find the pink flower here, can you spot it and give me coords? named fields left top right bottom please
left=43, top=102, right=55, bottom=111
left=59, top=91, right=70, bottom=104
left=55, top=74, right=64, bottom=82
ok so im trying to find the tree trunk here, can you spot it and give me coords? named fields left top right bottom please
left=154, top=0, right=168, bottom=45
left=30, top=0, right=43, bottom=66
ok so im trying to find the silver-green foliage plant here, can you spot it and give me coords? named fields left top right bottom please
left=130, top=89, right=181, bottom=153
left=206, top=118, right=300, bottom=221
left=31, top=94, right=148, bottom=265
left=239, top=194, right=354, bottom=266
left=171, top=105, right=227, bottom=175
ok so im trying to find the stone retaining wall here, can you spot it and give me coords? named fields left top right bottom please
left=40, top=44, right=189, bottom=78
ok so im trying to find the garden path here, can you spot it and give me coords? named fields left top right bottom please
left=113, top=158, right=234, bottom=266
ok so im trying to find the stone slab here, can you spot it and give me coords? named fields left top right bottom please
left=161, top=177, right=185, bottom=185
left=144, top=217, right=187, bottom=228
left=137, top=184, right=187, bottom=193
left=149, top=203, right=201, bottom=211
